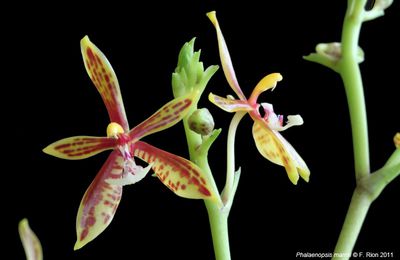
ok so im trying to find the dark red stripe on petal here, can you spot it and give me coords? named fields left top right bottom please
left=129, top=97, right=193, bottom=141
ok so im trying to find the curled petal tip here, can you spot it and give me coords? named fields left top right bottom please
left=250, top=73, right=283, bottom=103
left=206, top=11, right=217, bottom=25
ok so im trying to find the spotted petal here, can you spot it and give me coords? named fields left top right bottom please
left=19, top=219, right=43, bottom=260
left=81, top=36, right=129, bottom=132
left=134, top=141, right=218, bottom=200
left=207, top=11, right=246, bottom=100
left=74, top=150, right=124, bottom=250
left=209, top=93, right=253, bottom=113
left=252, top=121, right=310, bottom=184
left=129, top=95, right=193, bottom=141
left=43, top=136, right=115, bottom=160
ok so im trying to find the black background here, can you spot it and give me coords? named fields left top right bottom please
left=4, top=1, right=399, bottom=259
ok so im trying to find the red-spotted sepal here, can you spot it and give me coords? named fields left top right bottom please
left=134, top=141, right=217, bottom=200
left=43, top=136, right=115, bottom=160
left=129, top=95, right=193, bottom=142
left=81, top=36, right=129, bottom=132
left=74, top=150, right=124, bottom=250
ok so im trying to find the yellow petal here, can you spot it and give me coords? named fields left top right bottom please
left=249, top=73, right=283, bottom=104
left=252, top=121, right=309, bottom=184
left=207, top=11, right=246, bottom=100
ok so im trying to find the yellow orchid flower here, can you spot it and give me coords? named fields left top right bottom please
left=207, top=11, right=309, bottom=184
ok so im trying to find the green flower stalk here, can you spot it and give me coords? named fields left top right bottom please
left=172, top=38, right=230, bottom=260
left=304, top=0, right=399, bottom=258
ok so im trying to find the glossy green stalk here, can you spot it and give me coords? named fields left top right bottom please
left=332, top=1, right=372, bottom=258
left=221, top=112, right=246, bottom=204
left=332, top=1, right=399, bottom=258
left=183, top=109, right=231, bottom=260
left=305, top=1, right=399, bottom=258
left=339, top=0, right=370, bottom=179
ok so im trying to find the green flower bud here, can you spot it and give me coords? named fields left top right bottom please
left=188, top=108, right=215, bottom=136
left=172, top=38, right=219, bottom=98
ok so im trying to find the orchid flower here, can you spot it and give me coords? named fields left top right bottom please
left=43, top=36, right=218, bottom=249
left=19, top=219, right=43, bottom=260
left=207, top=11, right=310, bottom=185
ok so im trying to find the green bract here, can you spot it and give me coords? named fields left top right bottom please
left=172, top=38, right=219, bottom=100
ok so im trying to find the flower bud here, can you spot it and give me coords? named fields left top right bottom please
left=394, top=133, right=400, bottom=149
left=188, top=108, right=215, bottom=136
left=172, top=38, right=218, bottom=98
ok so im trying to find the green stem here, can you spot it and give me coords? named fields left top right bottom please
left=384, top=148, right=400, bottom=168
left=340, top=0, right=370, bottom=178
left=196, top=139, right=231, bottom=260
left=364, top=151, right=400, bottom=200
left=182, top=103, right=230, bottom=260
left=332, top=188, right=372, bottom=259
left=222, top=112, right=246, bottom=205
left=334, top=0, right=371, bottom=257
left=304, top=1, right=397, bottom=257
left=204, top=200, right=230, bottom=260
